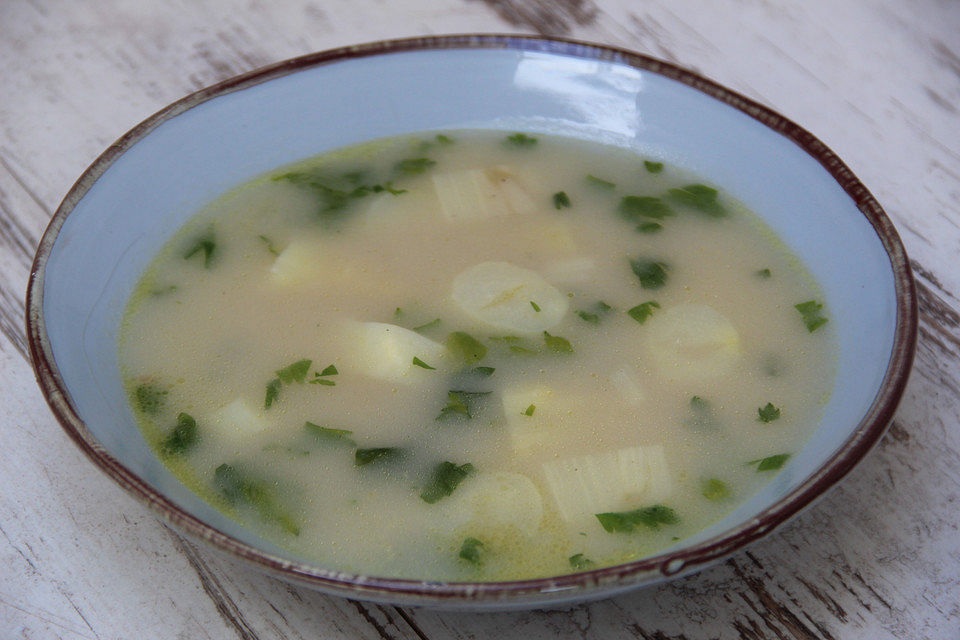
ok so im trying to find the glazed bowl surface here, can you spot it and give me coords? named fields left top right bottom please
left=26, top=35, right=916, bottom=609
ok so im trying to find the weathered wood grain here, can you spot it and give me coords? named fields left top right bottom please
left=2, top=0, right=959, bottom=637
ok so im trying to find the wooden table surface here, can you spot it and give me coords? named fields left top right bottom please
left=3, top=1, right=959, bottom=638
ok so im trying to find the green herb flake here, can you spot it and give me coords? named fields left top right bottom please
left=393, top=307, right=403, bottom=319
left=214, top=464, right=299, bottom=535
left=577, top=300, right=613, bottom=324
left=183, top=229, right=216, bottom=267
left=755, top=268, right=772, bottom=279
left=319, top=364, right=338, bottom=376
left=758, top=403, right=782, bottom=423
left=264, top=378, right=282, bottom=409
left=530, top=300, right=541, bottom=312
left=595, top=504, right=679, bottom=533
left=509, top=345, right=539, bottom=355
left=436, top=390, right=491, bottom=421
left=473, top=366, right=496, bottom=377
left=553, top=191, right=571, bottom=209
left=585, top=174, right=616, bottom=190
left=412, top=356, right=436, bottom=370
left=748, top=453, right=791, bottom=472
left=618, top=196, right=673, bottom=221
left=685, top=395, right=719, bottom=431
left=134, top=383, right=168, bottom=415
left=258, top=234, right=280, bottom=256
left=395, top=158, right=437, bottom=174
left=630, top=259, right=669, bottom=289
left=543, top=331, right=573, bottom=353
left=355, top=447, right=402, bottom=467
left=701, top=478, right=731, bottom=501
left=637, top=221, right=663, bottom=234
left=309, top=379, right=336, bottom=386
left=413, top=318, right=441, bottom=333
left=644, top=160, right=664, bottom=173
left=435, top=134, right=454, bottom=145
left=505, top=133, right=538, bottom=147
left=627, top=301, right=661, bottom=324
left=459, top=537, right=485, bottom=565
left=795, top=300, right=828, bottom=332
left=276, top=359, right=312, bottom=384
left=162, top=412, right=198, bottom=455
left=569, top=553, right=595, bottom=570
left=304, top=422, right=356, bottom=446
left=667, top=184, right=726, bottom=217
left=523, top=404, right=536, bottom=416
left=445, top=331, right=487, bottom=364
left=371, top=182, right=407, bottom=195
left=420, top=461, right=475, bottom=504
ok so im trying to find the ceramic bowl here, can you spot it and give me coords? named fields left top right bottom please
left=26, top=35, right=916, bottom=609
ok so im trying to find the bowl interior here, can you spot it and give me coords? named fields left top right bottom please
left=37, top=42, right=901, bottom=594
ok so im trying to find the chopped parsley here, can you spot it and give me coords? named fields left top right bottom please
left=618, top=196, right=673, bottom=221
left=568, top=553, right=595, bottom=570
left=795, top=300, right=828, bottom=332
left=257, top=234, right=280, bottom=256
left=435, top=133, right=454, bottom=145
left=553, top=191, right=571, bottom=209
left=437, top=390, right=491, bottom=421
left=543, top=331, right=573, bottom=353
left=412, top=318, right=441, bottom=333
left=183, top=229, right=216, bottom=267
left=585, top=174, right=616, bottom=190
left=667, top=184, right=725, bottom=217
left=355, top=447, right=402, bottom=467
left=162, top=413, right=198, bottom=455
left=644, top=160, right=664, bottom=173
left=758, top=403, right=781, bottom=423
left=412, top=356, right=436, bottom=370
left=276, top=359, right=312, bottom=384
left=523, top=404, right=536, bottom=416
left=627, top=301, right=661, bottom=324
left=319, top=364, right=338, bottom=376
left=755, top=268, right=772, bottom=279
left=701, top=478, right=731, bottom=501
left=274, top=169, right=388, bottom=227
left=473, top=366, right=496, bottom=377
left=595, top=505, right=679, bottom=533
left=264, top=378, right=282, bottom=409
left=459, top=537, right=485, bottom=564
left=637, top=221, right=663, bottom=233
left=134, top=383, right=167, bottom=415
left=445, top=331, right=487, bottom=364
left=577, top=300, right=613, bottom=324
left=504, top=133, right=538, bottom=147
left=530, top=300, right=541, bottom=312
left=394, top=158, right=437, bottom=174
left=304, top=422, right=355, bottom=446
left=509, top=345, right=538, bottom=355
left=685, top=395, right=719, bottom=431
left=213, top=464, right=299, bottom=535
left=630, top=259, right=669, bottom=289
left=420, top=461, right=475, bottom=504
left=309, top=378, right=336, bottom=386
left=748, top=453, right=791, bottom=472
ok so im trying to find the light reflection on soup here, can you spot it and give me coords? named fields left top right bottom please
left=120, top=131, right=834, bottom=581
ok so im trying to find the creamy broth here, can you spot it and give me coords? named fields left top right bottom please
left=120, top=131, right=834, bottom=580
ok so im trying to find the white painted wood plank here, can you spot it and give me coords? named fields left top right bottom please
left=2, top=0, right=959, bottom=637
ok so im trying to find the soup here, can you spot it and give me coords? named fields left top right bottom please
left=120, top=131, right=834, bottom=581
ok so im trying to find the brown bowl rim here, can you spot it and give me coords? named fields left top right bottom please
left=25, top=33, right=917, bottom=605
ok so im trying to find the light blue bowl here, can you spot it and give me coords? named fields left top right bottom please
left=26, top=35, right=916, bottom=609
